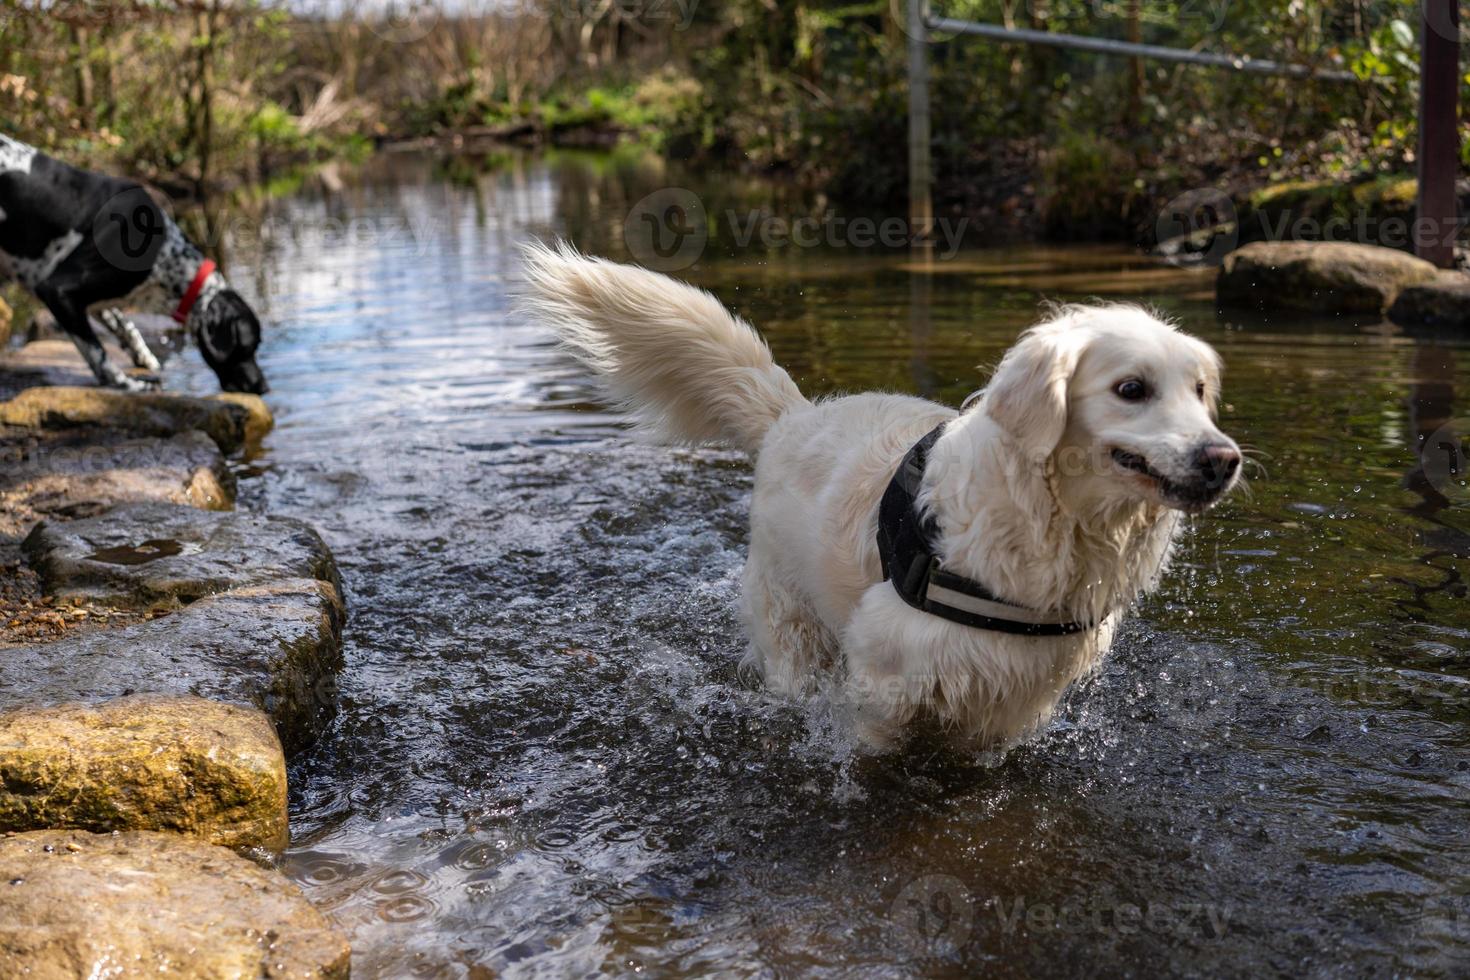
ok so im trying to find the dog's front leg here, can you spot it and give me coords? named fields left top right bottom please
left=839, top=585, right=932, bottom=751
left=36, top=284, right=159, bottom=393
left=98, top=308, right=163, bottom=372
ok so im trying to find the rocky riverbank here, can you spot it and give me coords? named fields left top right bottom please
left=0, top=311, right=351, bottom=974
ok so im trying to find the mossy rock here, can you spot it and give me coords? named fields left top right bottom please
left=1236, top=175, right=1455, bottom=253
left=0, top=382, right=267, bottom=456
left=1217, top=240, right=1438, bottom=314
left=0, top=695, right=288, bottom=850
left=0, top=829, right=349, bottom=977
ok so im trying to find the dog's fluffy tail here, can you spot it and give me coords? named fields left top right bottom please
left=519, top=241, right=809, bottom=456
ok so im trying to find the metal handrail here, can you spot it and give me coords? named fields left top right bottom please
left=925, top=17, right=1359, bottom=83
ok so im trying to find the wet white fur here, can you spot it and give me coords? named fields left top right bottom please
left=520, top=242, right=1235, bottom=752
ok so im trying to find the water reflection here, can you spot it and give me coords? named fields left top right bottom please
left=156, top=150, right=1470, bottom=977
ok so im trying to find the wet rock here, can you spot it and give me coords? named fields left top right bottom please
left=0, top=578, right=344, bottom=755
left=0, top=430, right=233, bottom=541
left=0, top=695, right=288, bottom=850
left=1217, top=241, right=1438, bottom=314
left=22, top=501, right=340, bottom=611
left=213, top=391, right=275, bottom=448
left=1387, top=270, right=1470, bottom=327
left=0, top=380, right=268, bottom=455
left=0, top=829, right=350, bottom=977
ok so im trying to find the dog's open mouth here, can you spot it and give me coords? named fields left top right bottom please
left=1110, top=447, right=1220, bottom=511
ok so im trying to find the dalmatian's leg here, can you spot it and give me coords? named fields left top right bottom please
left=35, top=283, right=159, bottom=393
left=98, top=308, right=162, bottom=372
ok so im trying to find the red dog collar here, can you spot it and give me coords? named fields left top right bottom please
left=172, top=259, right=216, bottom=324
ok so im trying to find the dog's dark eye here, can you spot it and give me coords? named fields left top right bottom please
left=1196, top=381, right=1207, bottom=400
left=1114, top=379, right=1149, bottom=402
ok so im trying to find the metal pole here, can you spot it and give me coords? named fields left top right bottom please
left=1416, top=0, right=1459, bottom=268
left=907, top=0, right=934, bottom=246
left=926, top=17, right=1358, bottom=81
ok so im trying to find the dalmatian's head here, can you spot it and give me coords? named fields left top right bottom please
left=197, top=290, right=268, bottom=394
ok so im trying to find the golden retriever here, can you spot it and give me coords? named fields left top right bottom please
left=521, top=242, right=1240, bottom=752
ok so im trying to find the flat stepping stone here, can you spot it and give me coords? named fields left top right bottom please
left=0, top=379, right=271, bottom=456
left=22, top=501, right=340, bottom=610
left=1217, top=240, right=1438, bottom=314
left=0, top=431, right=234, bottom=542
left=0, top=579, right=345, bottom=755
left=0, top=695, right=287, bottom=850
left=0, top=829, right=349, bottom=977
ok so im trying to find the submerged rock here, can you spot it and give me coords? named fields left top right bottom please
left=0, top=382, right=269, bottom=455
left=0, top=579, right=345, bottom=755
left=1387, top=270, right=1470, bottom=327
left=0, top=829, right=350, bottom=977
left=1217, top=241, right=1438, bottom=314
left=0, top=695, right=288, bottom=850
left=22, top=501, right=340, bottom=611
left=0, top=430, right=234, bottom=540
left=213, top=391, right=275, bottom=448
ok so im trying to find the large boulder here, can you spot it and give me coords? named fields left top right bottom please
left=0, top=695, right=288, bottom=850
left=1217, top=241, right=1438, bottom=314
left=0, top=381, right=270, bottom=455
left=0, top=431, right=233, bottom=540
left=0, top=829, right=350, bottom=977
left=0, top=579, right=345, bottom=755
left=22, top=501, right=340, bottom=611
left=1387, top=270, right=1470, bottom=327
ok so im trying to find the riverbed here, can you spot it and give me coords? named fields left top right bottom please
left=162, top=149, right=1470, bottom=976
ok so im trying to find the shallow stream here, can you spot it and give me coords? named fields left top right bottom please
left=167, top=150, right=1470, bottom=976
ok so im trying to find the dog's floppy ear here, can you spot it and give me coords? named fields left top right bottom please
left=982, top=318, right=1089, bottom=455
left=198, top=290, right=260, bottom=362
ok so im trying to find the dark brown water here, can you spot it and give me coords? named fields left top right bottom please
left=164, top=150, right=1469, bottom=976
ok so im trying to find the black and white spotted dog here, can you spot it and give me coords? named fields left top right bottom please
left=0, top=133, right=267, bottom=394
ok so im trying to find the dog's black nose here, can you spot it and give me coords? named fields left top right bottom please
left=1194, top=443, right=1241, bottom=487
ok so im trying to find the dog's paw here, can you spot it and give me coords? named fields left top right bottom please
left=102, top=372, right=161, bottom=394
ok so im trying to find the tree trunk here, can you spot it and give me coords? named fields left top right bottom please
left=71, top=24, right=94, bottom=127
left=1125, top=0, right=1143, bottom=125
left=194, top=2, right=219, bottom=195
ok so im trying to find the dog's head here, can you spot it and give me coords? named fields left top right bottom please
left=196, top=289, right=268, bottom=394
left=981, top=304, right=1239, bottom=513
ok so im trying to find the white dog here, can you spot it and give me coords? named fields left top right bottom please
left=521, top=242, right=1240, bottom=752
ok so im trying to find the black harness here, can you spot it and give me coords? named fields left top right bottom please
left=876, top=425, right=1092, bottom=637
